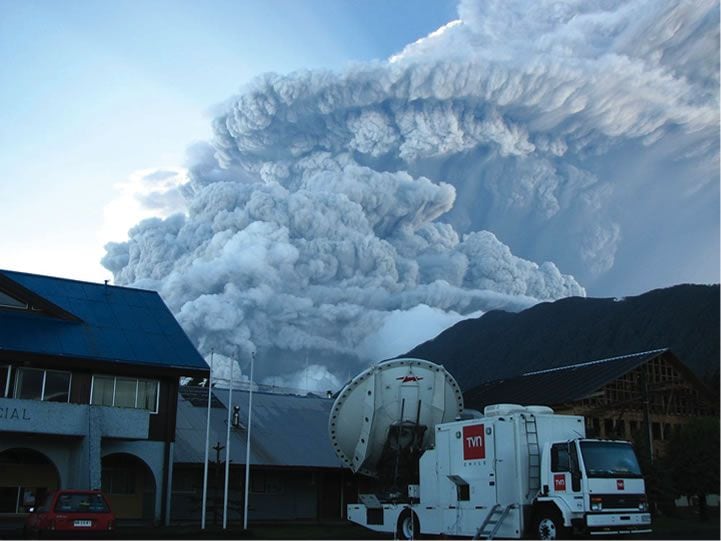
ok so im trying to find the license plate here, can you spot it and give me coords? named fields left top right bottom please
left=74, top=520, right=92, bottom=527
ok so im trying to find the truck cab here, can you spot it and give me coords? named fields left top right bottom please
left=537, top=438, right=651, bottom=538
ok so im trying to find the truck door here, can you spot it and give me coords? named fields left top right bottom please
left=493, top=421, right=516, bottom=506
left=492, top=420, right=522, bottom=538
left=457, top=423, right=497, bottom=535
left=549, top=442, right=584, bottom=513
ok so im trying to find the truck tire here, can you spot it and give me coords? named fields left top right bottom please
left=532, top=507, right=569, bottom=540
left=396, top=508, right=420, bottom=540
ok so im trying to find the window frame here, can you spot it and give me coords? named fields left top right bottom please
left=12, top=367, right=72, bottom=403
left=90, top=375, right=159, bottom=414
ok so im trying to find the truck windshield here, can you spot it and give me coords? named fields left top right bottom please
left=579, top=441, right=643, bottom=478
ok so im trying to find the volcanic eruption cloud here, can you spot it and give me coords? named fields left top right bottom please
left=102, top=0, right=719, bottom=391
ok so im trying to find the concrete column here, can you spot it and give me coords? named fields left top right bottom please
left=87, top=406, right=102, bottom=489
left=164, top=442, right=174, bottom=526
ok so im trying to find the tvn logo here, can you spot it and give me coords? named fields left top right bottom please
left=463, top=424, right=486, bottom=460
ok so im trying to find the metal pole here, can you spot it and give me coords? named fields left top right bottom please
left=243, top=351, right=255, bottom=530
left=201, top=351, right=214, bottom=529
left=223, top=360, right=234, bottom=529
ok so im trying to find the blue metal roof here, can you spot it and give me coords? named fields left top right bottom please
left=0, top=270, right=208, bottom=375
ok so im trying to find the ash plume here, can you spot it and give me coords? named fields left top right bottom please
left=103, top=0, right=719, bottom=389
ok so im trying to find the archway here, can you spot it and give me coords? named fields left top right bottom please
left=0, top=448, right=60, bottom=513
left=101, top=453, right=156, bottom=521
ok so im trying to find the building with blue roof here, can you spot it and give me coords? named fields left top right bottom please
left=0, top=269, right=209, bottom=526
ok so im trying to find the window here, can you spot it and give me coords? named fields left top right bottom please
left=55, top=492, right=110, bottom=513
left=102, top=467, right=136, bottom=495
left=0, top=365, right=10, bottom=397
left=13, top=368, right=71, bottom=402
left=652, top=422, right=661, bottom=440
left=43, top=371, right=71, bottom=402
left=91, top=376, right=114, bottom=406
left=114, top=378, right=137, bottom=408
left=15, top=368, right=43, bottom=400
left=0, top=290, right=28, bottom=309
left=137, top=379, right=158, bottom=411
left=91, top=376, right=159, bottom=413
left=579, top=441, right=643, bottom=478
left=551, top=444, right=570, bottom=472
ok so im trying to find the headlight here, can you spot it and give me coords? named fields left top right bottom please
left=591, top=497, right=603, bottom=511
left=639, top=496, right=648, bottom=512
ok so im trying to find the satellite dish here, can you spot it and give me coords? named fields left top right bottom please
left=328, top=357, right=464, bottom=477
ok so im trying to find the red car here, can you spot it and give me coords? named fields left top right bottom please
left=24, top=489, right=115, bottom=538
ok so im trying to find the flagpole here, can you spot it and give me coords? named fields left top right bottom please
left=200, top=350, right=214, bottom=530
left=222, top=359, right=234, bottom=529
left=243, top=351, right=255, bottom=530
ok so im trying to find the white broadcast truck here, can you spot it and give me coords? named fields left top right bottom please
left=329, top=358, right=652, bottom=539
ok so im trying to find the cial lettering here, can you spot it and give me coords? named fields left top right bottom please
left=0, top=407, right=31, bottom=420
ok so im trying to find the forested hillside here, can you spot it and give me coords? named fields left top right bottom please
left=405, top=284, right=719, bottom=391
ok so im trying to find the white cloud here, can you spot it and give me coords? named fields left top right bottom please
left=100, top=167, right=189, bottom=244
left=357, top=304, right=482, bottom=361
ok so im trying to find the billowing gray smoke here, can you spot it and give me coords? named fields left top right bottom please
left=103, top=0, right=719, bottom=390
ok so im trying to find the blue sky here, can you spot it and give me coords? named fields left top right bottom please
left=1, top=0, right=457, bottom=282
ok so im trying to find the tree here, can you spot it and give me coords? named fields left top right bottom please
left=664, top=417, right=720, bottom=521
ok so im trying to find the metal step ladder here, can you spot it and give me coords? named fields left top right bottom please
left=524, top=414, right=541, bottom=499
left=474, top=503, right=517, bottom=540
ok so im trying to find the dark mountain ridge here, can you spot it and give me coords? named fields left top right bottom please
left=405, top=283, right=719, bottom=391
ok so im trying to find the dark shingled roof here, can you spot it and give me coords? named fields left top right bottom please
left=0, top=269, right=208, bottom=375
left=464, top=348, right=670, bottom=410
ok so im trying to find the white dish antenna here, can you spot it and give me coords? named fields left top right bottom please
left=328, top=357, right=464, bottom=477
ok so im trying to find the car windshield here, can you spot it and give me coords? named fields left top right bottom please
left=54, top=493, right=109, bottom=513
left=580, top=441, right=643, bottom=478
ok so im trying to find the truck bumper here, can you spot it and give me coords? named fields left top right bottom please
left=585, top=512, right=652, bottom=535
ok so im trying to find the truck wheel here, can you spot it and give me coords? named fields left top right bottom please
left=532, top=508, right=568, bottom=540
left=396, top=509, right=420, bottom=540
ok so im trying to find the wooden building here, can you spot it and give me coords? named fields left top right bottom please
left=464, top=349, right=717, bottom=459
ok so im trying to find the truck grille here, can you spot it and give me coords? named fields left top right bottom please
left=592, top=494, right=643, bottom=509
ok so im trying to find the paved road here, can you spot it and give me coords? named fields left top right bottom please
left=2, top=517, right=718, bottom=540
